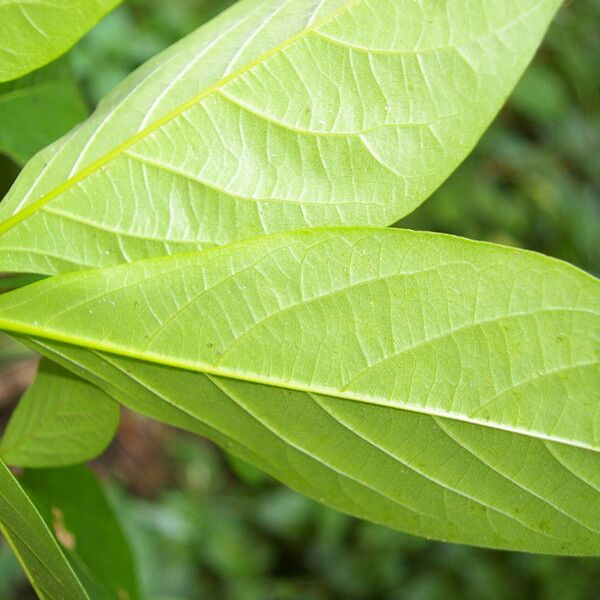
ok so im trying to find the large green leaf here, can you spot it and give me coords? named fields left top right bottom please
left=0, top=360, right=120, bottom=468
left=21, top=466, right=140, bottom=600
left=0, top=0, right=121, bottom=82
left=0, top=459, right=88, bottom=599
left=0, top=0, right=561, bottom=275
left=0, top=228, right=598, bottom=555
left=0, top=62, right=88, bottom=164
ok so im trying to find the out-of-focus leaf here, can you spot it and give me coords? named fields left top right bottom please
left=0, top=274, right=46, bottom=293
left=0, top=360, right=119, bottom=468
left=0, top=62, right=88, bottom=164
left=0, top=459, right=89, bottom=599
left=0, top=332, right=31, bottom=364
left=0, top=0, right=561, bottom=275
left=21, top=465, right=140, bottom=600
left=0, top=228, right=598, bottom=555
left=0, top=0, right=122, bottom=82
left=511, top=65, right=569, bottom=123
left=0, top=155, right=19, bottom=198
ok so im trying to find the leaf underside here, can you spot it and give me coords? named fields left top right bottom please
left=0, top=0, right=561, bottom=274
left=0, top=0, right=121, bottom=82
left=1, top=228, right=598, bottom=555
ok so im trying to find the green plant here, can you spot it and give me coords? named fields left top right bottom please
left=0, top=0, right=598, bottom=597
left=0, top=0, right=122, bottom=82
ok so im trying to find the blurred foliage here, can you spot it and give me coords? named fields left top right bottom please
left=0, top=0, right=599, bottom=598
left=0, top=60, right=88, bottom=164
left=403, top=1, right=600, bottom=276
left=404, top=124, right=600, bottom=274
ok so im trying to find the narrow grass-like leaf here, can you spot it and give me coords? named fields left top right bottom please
left=21, top=466, right=140, bottom=600
left=0, top=360, right=120, bottom=468
left=0, top=0, right=561, bottom=274
left=0, top=62, right=88, bottom=164
left=0, top=228, right=598, bottom=554
left=0, top=0, right=121, bottom=82
left=0, top=459, right=88, bottom=599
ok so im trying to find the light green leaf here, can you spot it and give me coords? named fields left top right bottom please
left=0, top=0, right=561, bottom=275
left=0, top=360, right=120, bottom=468
left=0, top=62, right=88, bottom=164
left=0, top=0, right=122, bottom=82
left=0, top=459, right=89, bottom=599
left=0, top=228, right=598, bottom=555
left=21, top=465, right=140, bottom=600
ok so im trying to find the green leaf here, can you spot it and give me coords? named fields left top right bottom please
left=0, top=0, right=561, bottom=275
left=0, top=331, right=31, bottom=363
left=0, top=62, right=88, bottom=164
left=0, top=360, right=120, bottom=468
left=0, top=0, right=122, bottom=82
left=0, top=228, right=598, bottom=555
left=0, top=154, right=19, bottom=198
left=0, top=459, right=89, bottom=599
left=21, top=465, right=140, bottom=600
left=0, top=273, right=46, bottom=293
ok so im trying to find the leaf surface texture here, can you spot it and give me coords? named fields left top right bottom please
left=0, top=228, right=598, bottom=554
left=0, top=0, right=561, bottom=274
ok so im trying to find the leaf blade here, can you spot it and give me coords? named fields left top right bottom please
left=0, top=228, right=598, bottom=554
left=20, top=343, right=600, bottom=555
left=0, top=0, right=562, bottom=274
left=1, top=229, right=597, bottom=449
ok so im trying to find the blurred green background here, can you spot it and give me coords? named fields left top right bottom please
left=0, top=1, right=599, bottom=598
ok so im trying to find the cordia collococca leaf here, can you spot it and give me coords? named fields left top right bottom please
left=0, top=0, right=122, bottom=82
left=0, top=228, right=598, bottom=555
left=0, top=0, right=561, bottom=275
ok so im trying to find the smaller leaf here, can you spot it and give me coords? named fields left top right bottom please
left=0, top=62, right=88, bottom=164
left=21, top=465, right=140, bottom=600
left=0, top=0, right=122, bottom=82
left=0, top=360, right=120, bottom=468
left=0, top=458, right=88, bottom=599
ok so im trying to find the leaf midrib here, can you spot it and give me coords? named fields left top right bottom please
left=0, top=0, right=360, bottom=236
left=1, top=311, right=597, bottom=455
left=96, top=349, right=568, bottom=541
